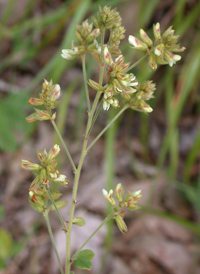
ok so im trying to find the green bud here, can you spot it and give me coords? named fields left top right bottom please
left=115, top=183, right=124, bottom=203
left=20, top=160, right=41, bottom=171
left=114, top=214, right=127, bottom=234
left=72, top=217, right=85, bottom=226
left=88, top=79, right=104, bottom=91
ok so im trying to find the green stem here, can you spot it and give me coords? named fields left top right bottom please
left=125, top=55, right=147, bottom=72
left=72, top=213, right=114, bottom=260
left=51, top=120, right=77, bottom=173
left=44, top=211, right=65, bottom=274
left=65, top=28, right=105, bottom=274
left=86, top=104, right=129, bottom=152
left=45, top=185, right=66, bottom=230
left=87, top=98, right=103, bottom=136
left=82, top=54, right=91, bottom=112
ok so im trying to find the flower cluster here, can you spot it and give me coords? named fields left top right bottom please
left=129, top=22, right=185, bottom=69
left=20, top=144, right=68, bottom=189
left=102, top=184, right=142, bottom=233
left=92, top=6, right=125, bottom=55
left=89, top=47, right=139, bottom=111
left=61, top=20, right=100, bottom=60
left=129, top=81, right=156, bottom=113
left=29, top=186, right=67, bottom=213
left=26, top=79, right=60, bottom=123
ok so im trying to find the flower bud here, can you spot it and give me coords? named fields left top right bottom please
left=88, top=79, right=104, bottom=91
left=153, top=22, right=161, bottom=40
left=128, top=35, right=148, bottom=51
left=72, top=217, right=85, bottom=226
left=53, top=174, right=68, bottom=187
left=124, top=190, right=142, bottom=210
left=34, top=109, right=52, bottom=121
left=164, top=50, right=181, bottom=67
left=40, top=168, right=47, bottom=184
left=20, top=160, right=41, bottom=170
left=114, top=214, right=127, bottom=233
left=26, top=112, right=38, bottom=123
left=115, top=183, right=124, bottom=203
left=29, top=98, right=44, bottom=105
left=86, top=28, right=100, bottom=42
left=102, top=189, right=116, bottom=206
left=148, top=54, right=157, bottom=70
left=104, top=47, right=113, bottom=65
left=29, top=176, right=40, bottom=191
left=29, top=191, right=45, bottom=212
left=154, top=43, right=164, bottom=57
left=46, top=144, right=60, bottom=162
left=50, top=84, right=61, bottom=101
left=37, top=150, right=46, bottom=162
left=139, top=29, right=153, bottom=47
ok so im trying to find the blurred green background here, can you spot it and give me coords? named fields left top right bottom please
left=0, top=0, right=200, bottom=273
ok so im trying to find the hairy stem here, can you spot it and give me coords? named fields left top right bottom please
left=82, top=54, right=91, bottom=112
left=44, top=211, right=65, bottom=274
left=65, top=28, right=105, bottom=274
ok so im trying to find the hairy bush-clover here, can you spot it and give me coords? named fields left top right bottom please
left=20, top=6, right=185, bottom=274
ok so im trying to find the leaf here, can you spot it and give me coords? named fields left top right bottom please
left=76, top=249, right=95, bottom=261
left=51, top=200, right=68, bottom=210
left=73, top=258, right=92, bottom=270
left=0, top=229, right=13, bottom=259
left=70, top=272, right=74, bottom=274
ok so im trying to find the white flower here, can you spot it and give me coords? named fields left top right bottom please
left=103, top=101, right=110, bottom=111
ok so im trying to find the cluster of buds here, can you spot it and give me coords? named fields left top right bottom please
left=29, top=186, right=67, bottom=213
left=20, top=144, right=68, bottom=190
left=129, top=22, right=185, bottom=69
left=61, top=20, right=100, bottom=60
left=102, top=184, right=142, bottom=233
left=129, top=81, right=156, bottom=113
left=26, top=79, right=60, bottom=123
left=92, top=6, right=125, bottom=55
left=89, top=47, right=139, bottom=111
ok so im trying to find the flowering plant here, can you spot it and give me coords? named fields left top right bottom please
left=20, top=6, right=185, bottom=274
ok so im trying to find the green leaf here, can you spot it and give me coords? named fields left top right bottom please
left=0, top=229, right=13, bottom=259
left=51, top=200, right=68, bottom=210
left=76, top=249, right=95, bottom=261
left=70, top=272, right=74, bottom=274
left=73, top=258, right=92, bottom=270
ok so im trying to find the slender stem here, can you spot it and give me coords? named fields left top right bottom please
left=125, top=55, right=147, bottom=72
left=45, top=185, right=66, bottom=230
left=86, top=104, right=129, bottom=152
left=87, top=98, right=103, bottom=136
left=72, top=213, right=114, bottom=260
left=51, top=120, right=77, bottom=173
left=44, top=211, right=65, bottom=274
left=82, top=54, right=91, bottom=112
left=65, top=28, right=105, bottom=274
